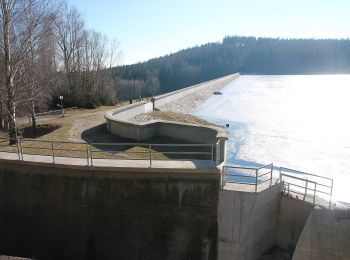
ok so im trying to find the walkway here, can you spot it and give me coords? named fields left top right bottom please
left=0, top=151, right=215, bottom=169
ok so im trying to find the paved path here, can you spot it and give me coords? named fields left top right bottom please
left=0, top=151, right=215, bottom=170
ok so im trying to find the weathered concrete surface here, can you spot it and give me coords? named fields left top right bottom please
left=0, top=159, right=220, bottom=260
left=276, top=195, right=315, bottom=250
left=217, top=183, right=280, bottom=260
left=293, top=207, right=350, bottom=260
left=0, top=152, right=215, bottom=169
left=154, top=73, right=239, bottom=112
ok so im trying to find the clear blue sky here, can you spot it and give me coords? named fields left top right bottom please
left=68, top=0, right=350, bottom=65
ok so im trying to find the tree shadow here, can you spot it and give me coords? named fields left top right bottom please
left=81, top=123, right=212, bottom=161
left=20, top=123, right=61, bottom=139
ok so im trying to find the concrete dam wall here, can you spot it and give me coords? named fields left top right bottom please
left=0, top=159, right=220, bottom=260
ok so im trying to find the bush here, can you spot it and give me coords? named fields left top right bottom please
left=51, top=91, right=115, bottom=109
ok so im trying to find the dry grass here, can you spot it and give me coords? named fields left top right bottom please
left=0, top=101, right=213, bottom=161
left=149, top=110, right=222, bottom=128
left=0, top=104, right=170, bottom=160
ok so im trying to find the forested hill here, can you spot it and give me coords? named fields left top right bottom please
left=112, top=36, right=350, bottom=99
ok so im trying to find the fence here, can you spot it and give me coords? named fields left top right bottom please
left=220, top=164, right=334, bottom=209
left=279, top=167, right=333, bottom=209
left=221, top=164, right=274, bottom=191
left=0, top=138, right=215, bottom=168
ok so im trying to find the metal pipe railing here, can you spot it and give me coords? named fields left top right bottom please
left=279, top=167, right=333, bottom=210
left=0, top=138, right=216, bottom=168
left=221, top=163, right=274, bottom=192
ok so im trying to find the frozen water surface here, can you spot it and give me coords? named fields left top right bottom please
left=193, top=75, right=350, bottom=203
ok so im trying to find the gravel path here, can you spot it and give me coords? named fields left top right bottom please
left=68, top=109, right=111, bottom=142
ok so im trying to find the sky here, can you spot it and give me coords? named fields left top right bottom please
left=68, top=0, right=350, bottom=65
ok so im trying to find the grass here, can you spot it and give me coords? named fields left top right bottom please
left=0, top=102, right=214, bottom=161
left=0, top=105, right=171, bottom=160
left=148, top=110, right=222, bottom=128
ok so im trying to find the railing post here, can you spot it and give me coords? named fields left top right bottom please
left=51, top=141, right=55, bottom=164
left=329, top=179, right=333, bottom=210
left=279, top=167, right=282, bottom=183
left=149, top=144, right=152, bottom=168
left=90, top=144, right=93, bottom=166
left=86, top=143, right=90, bottom=166
left=211, top=144, right=214, bottom=168
left=16, top=139, right=21, bottom=160
left=220, top=166, right=225, bottom=189
left=20, top=139, right=23, bottom=160
left=255, top=169, right=258, bottom=192
left=270, top=164, right=273, bottom=187
left=303, top=179, right=308, bottom=201
left=313, top=183, right=316, bottom=204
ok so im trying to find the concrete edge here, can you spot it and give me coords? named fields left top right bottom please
left=104, top=113, right=229, bottom=141
left=154, top=73, right=239, bottom=101
left=0, top=158, right=220, bottom=176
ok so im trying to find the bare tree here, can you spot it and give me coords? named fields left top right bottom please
left=55, top=6, right=120, bottom=107
left=55, top=4, right=85, bottom=95
left=0, top=0, right=56, bottom=143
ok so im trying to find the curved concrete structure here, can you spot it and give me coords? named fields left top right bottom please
left=104, top=103, right=227, bottom=143
left=104, top=75, right=238, bottom=164
left=105, top=104, right=228, bottom=163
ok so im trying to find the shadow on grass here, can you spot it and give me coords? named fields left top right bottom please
left=20, top=124, right=61, bottom=139
left=81, top=123, right=213, bottom=161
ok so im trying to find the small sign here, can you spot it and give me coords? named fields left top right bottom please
left=59, top=96, right=63, bottom=100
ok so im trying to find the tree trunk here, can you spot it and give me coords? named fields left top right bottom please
left=0, top=104, right=3, bottom=130
left=2, top=0, right=17, bottom=144
left=31, top=99, right=37, bottom=133
left=7, top=88, right=16, bottom=144
left=4, top=114, right=8, bottom=131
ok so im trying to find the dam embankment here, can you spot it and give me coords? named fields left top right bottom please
left=0, top=159, right=220, bottom=260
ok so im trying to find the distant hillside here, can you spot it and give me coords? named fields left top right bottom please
left=111, top=36, right=350, bottom=100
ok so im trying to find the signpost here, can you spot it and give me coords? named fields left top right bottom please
left=59, top=96, right=64, bottom=117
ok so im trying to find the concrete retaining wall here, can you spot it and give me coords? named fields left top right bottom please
left=293, top=207, right=350, bottom=260
left=217, top=184, right=281, bottom=260
left=108, top=102, right=153, bottom=121
left=0, top=159, right=220, bottom=260
left=276, top=196, right=314, bottom=251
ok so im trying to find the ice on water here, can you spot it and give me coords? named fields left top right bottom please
left=194, top=75, right=350, bottom=203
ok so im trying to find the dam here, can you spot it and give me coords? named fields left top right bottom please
left=0, top=74, right=349, bottom=260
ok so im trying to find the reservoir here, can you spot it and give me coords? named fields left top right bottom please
left=193, top=75, right=350, bottom=204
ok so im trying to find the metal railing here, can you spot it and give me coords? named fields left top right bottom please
left=221, top=163, right=274, bottom=192
left=279, top=167, right=333, bottom=209
left=34, top=107, right=78, bottom=117
left=0, top=138, right=216, bottom=168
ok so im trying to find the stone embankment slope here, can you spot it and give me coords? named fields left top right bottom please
left=130, top=73, right=239, bottom=123
left=158, top=74, right=237, bottom=114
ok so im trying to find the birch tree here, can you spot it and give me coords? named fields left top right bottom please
left=0, top=0, right=56, bottom=143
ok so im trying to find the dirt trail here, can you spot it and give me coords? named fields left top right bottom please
left=68, top=108, right=113, bottom=142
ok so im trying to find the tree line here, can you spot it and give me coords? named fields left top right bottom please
left=114, top=36, right=350, bottom=96
left=2, top=1, right=350, bottom=144
left=0, top=0, right=120, bottom=143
